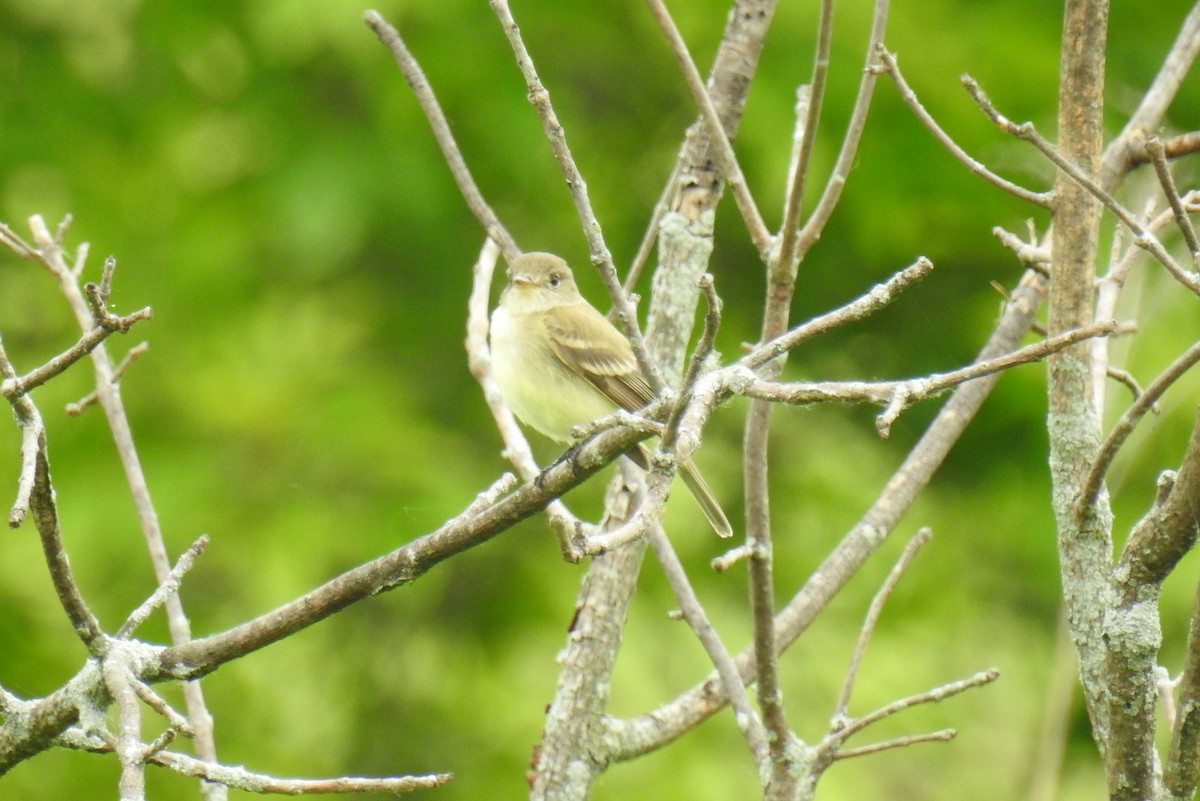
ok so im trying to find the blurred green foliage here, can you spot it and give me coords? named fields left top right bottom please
left=1, top=1, right=1198, bottom=799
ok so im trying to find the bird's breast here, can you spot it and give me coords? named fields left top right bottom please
left=490, top=307, right=617, bottom=442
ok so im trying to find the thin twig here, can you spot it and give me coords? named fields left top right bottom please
left=1144, top=131, right=1200, bottom=162
left=2, top=315, right=150, bottom=400
left=1146, top=136, right=1200, bottom=257
left=661, top=273, right=722, bottom=453
left=993, top=225, right=1051, bottom=269
left=1106, top=367, right=1158, bottom=412
left=131, top=681, right=196, bottom=738
left=830, top=728, right=956, bottom=760
left=796, top=0, right=890, bottom=249
left=645, top=521, right=768, bottom=762
left=1101, top=1, right=1200, bottom=183
left=623, top=161, right=682, bottom=299
left=828, top=668, right=999, bottom=745
left=118, top=535, right=211, bottom=638
left=832, top=528, right=932, bottom=725
left=0, top=336, right=42, bottom=527
left=710, top=542, right=756, bottom=572
left=363, top=11, right=519, bottom=262
left=146, top=749, right=452, bottom=795
left=734, top=320, right=1125, bottom=423
left=581, top=512, right=653, bottom=555
left=642, top=0, right=773, bottom=257
left=1077, top=338, right=1200, bottom=518
left=67, top=341, right=150, bottom=416
left=963, top=75, right=1200, bottom=295
left=876, top=46, right=1051, bottom=208
left=776, top=0, right=833, bottom=272
left=742, top=256, right=935, bottom=371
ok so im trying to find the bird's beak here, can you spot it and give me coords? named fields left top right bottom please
left=510, top=273, right=534, bottom=288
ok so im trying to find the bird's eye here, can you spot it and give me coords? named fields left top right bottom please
left=548, top=273, right=561, bottom=287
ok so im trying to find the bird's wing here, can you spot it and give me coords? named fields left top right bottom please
left=542, top=302, right=655, bottom=412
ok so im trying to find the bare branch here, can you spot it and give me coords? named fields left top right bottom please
left=732, top=320, right=1126, bottom=420
left=742, top=256, right=934, bottom=372
left=646, top=521, right=768, bottom=762
left=362, top=11, right=519, bottom=261
left=1045, top=0, right=1117, bottom=786
left=1146, top=136, right=1200, bottom=258
left=832, top=528, right=932, bottom=725
left=118, top=535, right=210, bottom=638
left=612, top=267, right=1048, bottom=761
left=155, top=419, right=655, bottom=682
left=146, top=750, right=451, bottom=795
left=876, top=47, right=1051, bottom=208
left=824, top=668, right=999, bottom=747
left=22, top=215, right=225, bottom=795
left=10, top=407, right=108, bottom=652
left=830, top=728, right=956, bottom=761
left=1167, top=571, right=1200, bottom=797
left=992, top=225, right=1051, bottom=269
left=67, top=341, right=150, bottom=416
left=131, top=681, right=195, bottom=738
left=796, top=0, right=890, bottom=249
left=963, top=75, right=1200, bottom=296
left=642, top=0, right=773, bottom=256
left=0, top=337, right=41, bottom=528
left=1101, top=1, right=1200, bottom=183
left=1078, top=338, right=1200, bottom=518
left=1106, top=367, right=1157, bottom=411
left=775, top=0, right=832, bottom=271
left=661, top=273, right=722, bottom=453
left=1117, top=404, right=1200, bottom=588
left=1, top=315, right=150, bottom=400
left=103, top=654, right=147, bottom=800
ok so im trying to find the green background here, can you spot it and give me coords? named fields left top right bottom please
left=1, top=1, right=1198, bottom=798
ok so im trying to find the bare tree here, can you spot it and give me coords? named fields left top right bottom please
left=2, top=0, right=1199, bottom=799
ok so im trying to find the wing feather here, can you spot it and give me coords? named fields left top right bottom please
left=542, top=302, right=655, bottom=412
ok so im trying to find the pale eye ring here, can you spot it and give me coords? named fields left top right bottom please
left=548, top=274, right=561, bottom=287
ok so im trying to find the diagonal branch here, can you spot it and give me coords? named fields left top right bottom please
left=642, top=0, right=772, bottom=256
left=832, top=528, right=932, bottom=725
left=1116, top=404, right=1200, bottom=589
left=1078, top=338, right=1200, bottom=518
left=1145, top=136, right=1200, bottom=259
left=363, top=11, right=519, bottom=262
left=1101, top=1, right=1200, bottom=184
left=963, top=75, right=1200, bottom=296
left=875, top=46, right=1051, bottom=208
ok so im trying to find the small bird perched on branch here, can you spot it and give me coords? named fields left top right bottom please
left=489, top=251, right=732, bottom=537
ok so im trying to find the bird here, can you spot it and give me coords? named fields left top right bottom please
left=489, top=251, right=732, bottom=537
